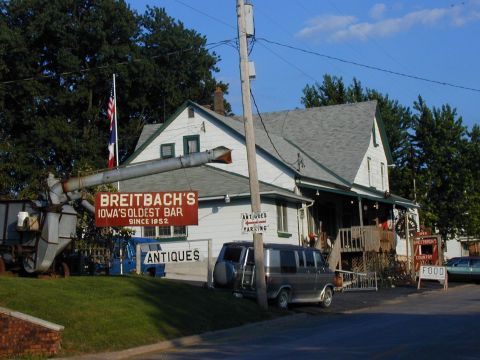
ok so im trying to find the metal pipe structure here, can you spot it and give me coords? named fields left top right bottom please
left=10, top=146, right=231, bottom=274
left=49, top=146, right=231, bottom=205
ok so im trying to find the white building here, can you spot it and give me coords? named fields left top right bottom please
left=120, top=98, right=417, bottom=274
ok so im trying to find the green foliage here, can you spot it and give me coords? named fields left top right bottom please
left=0, top=276, right=273, bottom=356
left=0, top=0, right=229, bottom=198
left=412, top=97, right=473, bottom=239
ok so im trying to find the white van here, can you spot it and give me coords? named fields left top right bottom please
left=214, top=242, right=335, bottom=309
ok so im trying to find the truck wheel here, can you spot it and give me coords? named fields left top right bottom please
left=0, top=257, right=5, bottom=275
left=148, top=268, right=156, bottom=277
left=276, top=289, right=289, bottom=310
left=320, top=287, right=333, bottom=308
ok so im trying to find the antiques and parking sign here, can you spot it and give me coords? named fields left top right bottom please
left=241, top=211, right=269, bottom=234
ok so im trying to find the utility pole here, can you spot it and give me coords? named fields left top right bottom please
left=236, top=0, right=268, bottom=310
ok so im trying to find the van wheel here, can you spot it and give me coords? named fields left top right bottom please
left=320, top=287, right=333, bottom=308
left=0, top=258, right=6, bottom=275
left=276, top=289, right=289, bottom=309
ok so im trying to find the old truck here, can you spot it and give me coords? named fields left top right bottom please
left=0, top=147, right=231, bottom=275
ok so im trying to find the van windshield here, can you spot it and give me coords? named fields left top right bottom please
left=223, top=247, right=243, bottom=262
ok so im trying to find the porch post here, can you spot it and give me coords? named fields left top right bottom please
left=358, top=196, right=367, bottom=271
left=405, top=211, right=410, bottom=274
left=357, top=196, right=364, bottom=227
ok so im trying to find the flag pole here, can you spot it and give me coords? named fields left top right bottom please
left=112, top=73, right=122, bottom=275
left=112, top=74, right=120, bottom=191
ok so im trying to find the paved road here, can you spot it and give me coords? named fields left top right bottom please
left=130, top=284, right=480, bottom=360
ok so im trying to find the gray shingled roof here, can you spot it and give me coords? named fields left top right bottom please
left=134, top=124, right=162, bottom=151
left=199, top=102, right=378, bottom=185
left=132, top=101, right=377, bottom=187
left=250, top=101, right=377, bottom=184
left=119, top=165, right=310, bottom=203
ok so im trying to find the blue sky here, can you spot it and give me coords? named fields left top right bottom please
left=130, top=0, right=480, bottom=129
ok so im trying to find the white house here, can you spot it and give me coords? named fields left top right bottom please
left=120, top=98, right=417, bottom=276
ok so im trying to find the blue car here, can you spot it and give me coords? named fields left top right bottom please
left=445, top=256, right=480, bottom=282
left=110, top=237, right=165, bottom=277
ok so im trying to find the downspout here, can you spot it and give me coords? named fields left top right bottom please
left=298, top=199, right=315, bottom=246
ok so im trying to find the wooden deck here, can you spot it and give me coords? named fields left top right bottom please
left=327, top=226, right=395, bottom=270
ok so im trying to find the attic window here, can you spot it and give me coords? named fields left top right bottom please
left=183, top=135, right=200, bottom=154
left=160, top=143, right=175, bottom=159
left=188, top=106, right=195, bottom=118
left=372, top=124, right=379, bottom=147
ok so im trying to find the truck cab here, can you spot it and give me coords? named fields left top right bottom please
left=110, top=237, right=165, bottom=277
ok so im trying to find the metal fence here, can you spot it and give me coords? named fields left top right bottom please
left=335, top=269, right=378, bottom=292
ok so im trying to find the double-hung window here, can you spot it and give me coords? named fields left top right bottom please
left=142, top=226, right=187, bottom=239
left=276, top=201, right=288, bottom=233
left=381, top=162, right=385, bottom=190
left=183, top=135, right=200, bottom=154
left=160, top=143, right=175, bottom=159
left=367, top=157, right=373, bottom=187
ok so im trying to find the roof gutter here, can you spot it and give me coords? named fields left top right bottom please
left=297, top=179, right=419, bottom=209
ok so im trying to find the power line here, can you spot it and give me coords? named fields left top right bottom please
left=250, top=89, right=299, bottom=168
left=174, top=0, right=236, bottom=31
left=0, top=39, right=236, bottom=86
left=255, top=40, right=317, bottom=82
left=257, top=37, right=480, bottom=94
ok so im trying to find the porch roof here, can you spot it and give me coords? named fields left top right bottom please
left=297, top=179, right=418, bottom=209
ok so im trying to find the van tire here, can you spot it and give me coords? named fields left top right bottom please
left=319, top=287, right=333, bottom=308
left=276, top=289, right=289, bottom=309
left=0, top=257, right=6, bottom=275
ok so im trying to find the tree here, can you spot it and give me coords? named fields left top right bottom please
left=301, top=74, right=349, bottom=107
left=0, top=0, right=229, bottom=198
left=412, top=96, right=470, bottom=239
left=459, top=124, right=480, bottom=238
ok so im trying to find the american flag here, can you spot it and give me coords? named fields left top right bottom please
left=107, top=88, right=116, bottom=168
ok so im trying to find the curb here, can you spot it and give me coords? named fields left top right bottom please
left=58, top=313, right=308, bottom=360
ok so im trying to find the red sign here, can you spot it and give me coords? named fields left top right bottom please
left=413, top=235, right=440, bottom=272
left=95, top=192, right=198, bottom=227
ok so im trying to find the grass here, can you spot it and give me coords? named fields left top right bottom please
left=0, top=276, right=276, bottom=357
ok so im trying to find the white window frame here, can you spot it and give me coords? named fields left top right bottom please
left=381, top=162, right=385, bottom=190
left=367, top=157, right=372, bottom=187
left=142, top=226, right=188, bottom=239
left=276, top=201, right=288, bottom=233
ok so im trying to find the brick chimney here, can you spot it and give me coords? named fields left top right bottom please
left=213, top=87, right=225, bottom=116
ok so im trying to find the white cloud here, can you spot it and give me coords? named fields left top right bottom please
left=369, top=3, right=387, bottom=20
left=296, top=15, right=356, bottom=39
left=296, top=3, right=480, bottom=42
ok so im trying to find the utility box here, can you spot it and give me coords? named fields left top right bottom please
left=245, top=3, right=254, bottom=37
left=249, top=61, right=256, bottom=80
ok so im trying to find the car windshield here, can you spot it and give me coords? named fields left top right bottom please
left=446, top=258, right=459, bottom=266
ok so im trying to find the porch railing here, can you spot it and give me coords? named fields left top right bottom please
left=338, top=226, right=394, bottom=253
